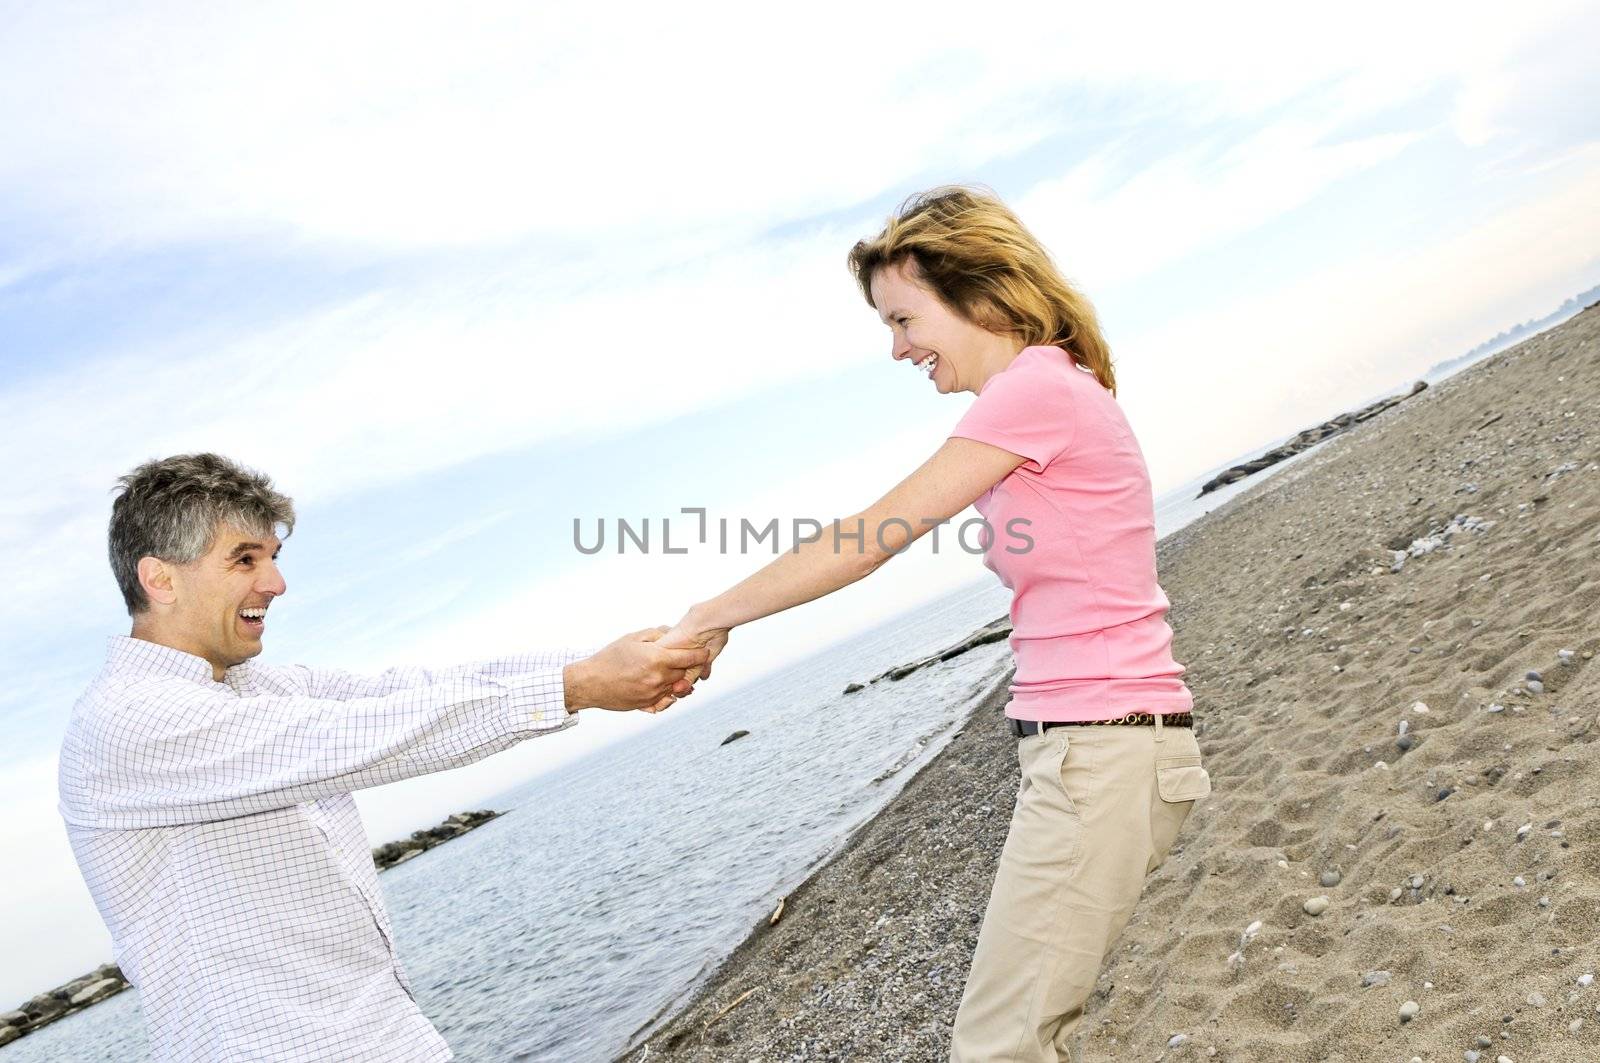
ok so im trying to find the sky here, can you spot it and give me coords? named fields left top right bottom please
left=2, top=0, right=1599, bottom=1001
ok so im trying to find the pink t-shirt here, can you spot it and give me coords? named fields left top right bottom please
left=948, top=345, right=1192, bottom=721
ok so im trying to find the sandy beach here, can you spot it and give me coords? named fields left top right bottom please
left=623, top=304, right=1600, bottom=1062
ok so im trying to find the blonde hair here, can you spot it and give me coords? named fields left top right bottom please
left=847, top=185, right=1117, bottom=395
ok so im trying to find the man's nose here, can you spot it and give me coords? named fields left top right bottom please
left=260, top=561, right=287, bottom=598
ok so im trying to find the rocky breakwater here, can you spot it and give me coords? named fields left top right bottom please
left=1, top=808, right=504, bottom=1048
left=1199, top=380, right=1428, bottom=496
left=843, top=615, right=1012, bottom=693
left=714, top=621, right=1012, bottom=750
left=370, top=807, right=503, bottom=870
left=0, top=964, right=128, bottom=1047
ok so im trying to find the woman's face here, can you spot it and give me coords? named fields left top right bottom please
left=869, top=260, right=1011, bottom=396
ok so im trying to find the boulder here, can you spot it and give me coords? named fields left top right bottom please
left=22, top=993, right=63, bottom=1021
left=69, top=979, right=124, bottom=1006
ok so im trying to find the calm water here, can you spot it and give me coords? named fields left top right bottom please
left=5, top=444, right=1305, bottom=1062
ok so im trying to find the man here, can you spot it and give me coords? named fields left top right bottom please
left=58, top=453, right=709, bottom=1062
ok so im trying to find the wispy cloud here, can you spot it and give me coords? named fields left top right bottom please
left=4, top=2, right=1588, bottom=265
left=1018, top=122, right=1422, bottom=292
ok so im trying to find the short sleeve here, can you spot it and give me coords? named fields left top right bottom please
left=947, top=348, right=1077, bottom=473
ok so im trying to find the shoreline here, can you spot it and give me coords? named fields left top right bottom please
left=622, top=304, right=1600, bottom=1060
left=621, top=672, right=1018, bottom=1061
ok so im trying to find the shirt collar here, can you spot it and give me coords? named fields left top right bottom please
left=106, top=635, right=226, bottom=685
left=979, top=345, right=1053, bottom=396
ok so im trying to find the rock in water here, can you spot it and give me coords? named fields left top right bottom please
left=721, top=730, right=751, bottom=746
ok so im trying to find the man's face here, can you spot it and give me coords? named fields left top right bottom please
left=161, top=523, right=286, bottom=679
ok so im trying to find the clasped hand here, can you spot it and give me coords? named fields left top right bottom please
left=567, top=617, right=728, bottom=715
left=657, top=609, right=730, bottom=689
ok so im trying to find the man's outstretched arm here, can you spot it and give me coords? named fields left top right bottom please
left=282, top=630, right=699, bottom=712
left=281, top=647, right=593, bottom=703
left=62, top=629, right=708, bottom=830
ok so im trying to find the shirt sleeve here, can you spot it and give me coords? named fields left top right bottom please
left=73, top=661, right=584, bottom=829
left=947, top=349, right=1077, bottom=473
left=281, top=647, right=597, bottom=701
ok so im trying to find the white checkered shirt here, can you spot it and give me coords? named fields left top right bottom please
left=58, top=636, right=585, bottom=1062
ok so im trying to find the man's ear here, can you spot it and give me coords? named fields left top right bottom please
left=137, top=556, right=177, bottom=607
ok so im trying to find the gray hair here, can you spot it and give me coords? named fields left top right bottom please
left=109, top=453, right=296, bottom=615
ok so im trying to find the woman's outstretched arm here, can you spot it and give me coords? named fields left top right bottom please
left=662, top=437, right=1025, bottom=677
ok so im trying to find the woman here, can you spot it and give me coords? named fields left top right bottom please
left=661, top=186, right=1211, bottom=1063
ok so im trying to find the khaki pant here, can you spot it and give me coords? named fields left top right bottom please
left=951, top=713, right=1211, bottom=1062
